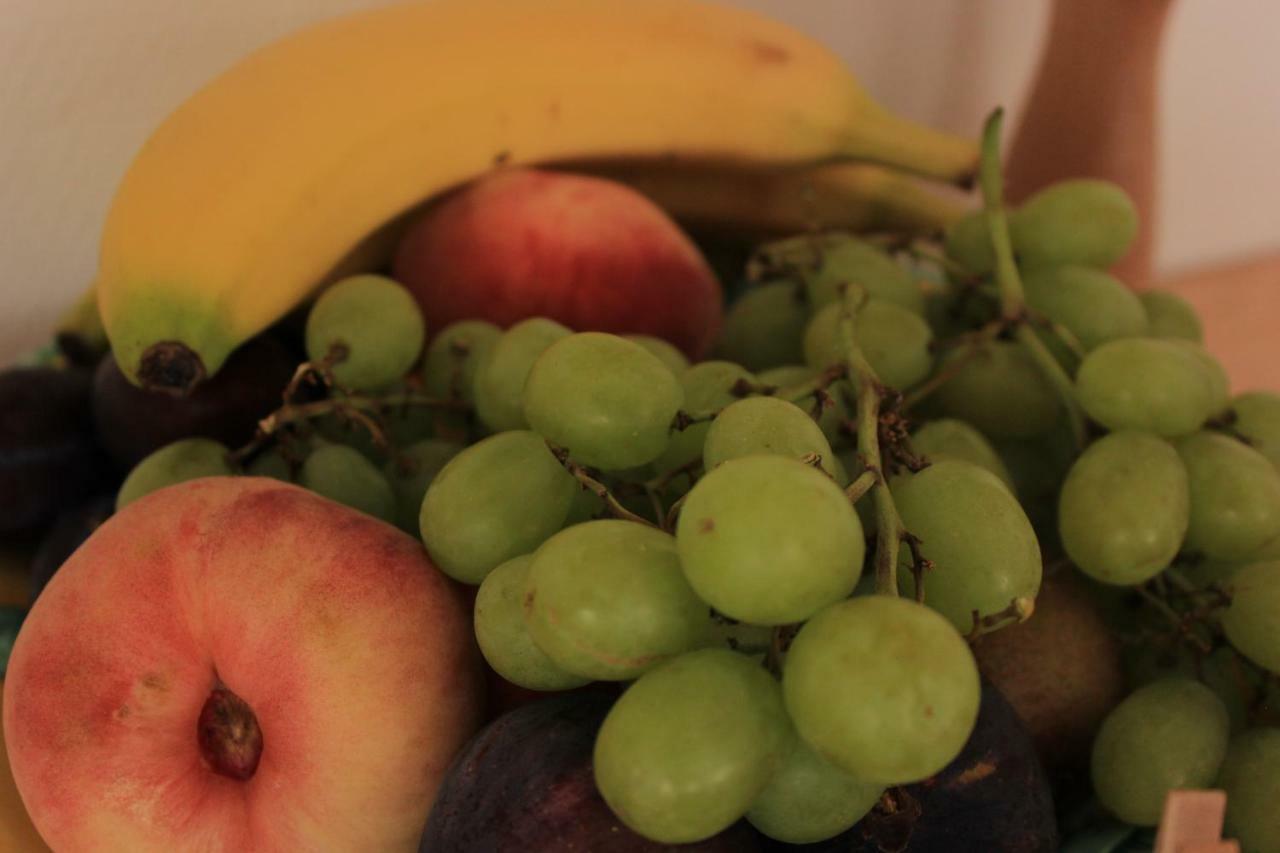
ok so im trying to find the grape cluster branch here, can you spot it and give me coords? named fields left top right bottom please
left=977, top=109, right=1088, bottom=449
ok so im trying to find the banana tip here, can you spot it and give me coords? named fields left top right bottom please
left=138, top=341, right=206, bottom=397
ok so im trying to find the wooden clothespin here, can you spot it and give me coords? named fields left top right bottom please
left=1153, top=790, right=1240, bottom=853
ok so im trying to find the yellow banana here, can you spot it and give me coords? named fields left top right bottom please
left=574, top=160, right=965, bottom=238
left=97, top=0, right=978, bottom=393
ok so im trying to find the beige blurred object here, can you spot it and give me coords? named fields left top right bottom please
left=1153, top=789, right=1238, bottom=853
left=1008, top=0, right=1177, bottom=290
left=1164, top=252, right=1280, bottom=392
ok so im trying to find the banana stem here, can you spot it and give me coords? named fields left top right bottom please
left=978, top=109, right=1087, bottom=448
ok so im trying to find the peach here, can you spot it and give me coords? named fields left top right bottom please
left=392, top=168, right=723, bottom=360
left=3, top=477, right=482, bottom=852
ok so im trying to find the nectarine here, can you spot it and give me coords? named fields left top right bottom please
left=392, top=168, right=723, bottom=360
left=4, top=477, right=482, bottom=852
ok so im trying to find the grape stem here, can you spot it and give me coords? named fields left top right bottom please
left=903, top=320, right=1002, bottom=411
left=546, top=444, right=660, bottom=529
left=965, top=597, right=1035, bottom=642
left=844, top=470, right=876, bottom=503
left=839, top=284, right=908, bottom=598
left=978, top=109, right=1088, bottom=449
left=672, top=365, right=848, bottom=433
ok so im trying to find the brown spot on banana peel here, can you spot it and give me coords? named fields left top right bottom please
left=745, top=39, right=790, bottom=65
left=138, top=340, right=206, bottom=397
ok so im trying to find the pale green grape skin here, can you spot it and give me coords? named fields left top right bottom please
left=523, top=332, right=683, bottom=471
left=117, top=438, right=237, bottom=510
left=1216, top=728, right=1280, bottom=853
left=935, top=341, right=1062, bottom=439
left=1076, top=338, right=1217, bottom=438
left=1010, top=179, right=1139, bottom=270
left=1021, top=265, right=1148, bottom=355
left=1222, top=560, right=1280, bottom=674
left=653, top=360, right=755, bottom=476
left=1141, top=290, right=1204, bottom=342
left=801, top=236, right=924, bottom=315
left=625, top=335, right=689, bottom=376
left=1090, top=678, right=1229, bottom=826
left=1171, top=341, right=1231, bottom=417
left=746, top=739, right=883, bottom=844
left=891, top=460, right=1041, bottom=632
left=1231, top=391, right=1280, bottom=472
left=943, top=210, right=994, bottom=275
left=783, top=596, right=980, bottom=785
left=472, top=555, right=589, bottom=691
left=703, top=396, right=840, bottom=480
left=525, top=520, right=707, bottom=680
left=383, top=439, right=464, bottom=534
left=473, top=318, right=571, bottom=432
left=713, top=282, right=808, bottom=370
left=1058, top=431, right=1190, bottom=585
left=421, top=319, right=502, bottom=403
left=677, top=455, right=864, bottom=626
left=1178, top=432, right=1280, bottom=560
left=305, top=274, right=426, bottom=391
left=910, top=418, right=1014, bottom=491
left=298, top=444, right=397, bottom=523
left=803, top=300, right=934, bottom=391
left=593, top=648, right=792, bottom=844
left=246, top=449, right=294, bottom=482
left=563, top=484, right=604, bottom=525
left=1124, top=644, right=1258, bottom=735
left=419, top=430, right=577, bottom=584
left=758, top=365, right=854, bottom=449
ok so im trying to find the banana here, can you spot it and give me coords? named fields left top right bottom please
left=574, top=160, right=965, bottom=238
left=97, top=0, right=979, bottom=393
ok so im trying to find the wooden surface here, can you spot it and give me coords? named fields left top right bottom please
left=1162, top=250, right=1280, bottom=392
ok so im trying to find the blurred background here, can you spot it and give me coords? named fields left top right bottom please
left=1, top=0, right=1276, bottom=385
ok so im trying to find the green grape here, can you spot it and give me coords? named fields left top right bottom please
left=677, top=455, right=864, bottom=625
left=943, top=209, right=994, bottom=275
left=1090, top=678, right=1229, bottom=826
left=702, top=396, right=840, bottom=480
left=525, top=520, right=707, bottom=680
left=1232, top=391, right=1280, bottom=471
left=803, top=300, right=934, bottom=391
left=935, top=341, right=1062, bottom=439
left=421, top=319, right=501, bottom=403
left=800, top=235, right=924, bottom=315
left=305, top=274, right=425, bottom=391
left=654, top=360, right=755, bottom=476
left=783, top=596, right=980, bottom=784
left=472, top=554, right=589, bottom=691
left=1075, top=338, right=1217, bottom=437
left=1223, top=560, right=1280, bottom=673
left=593, top=648, right=792, bottom=844
left=246, top=448, right=294, bottom=482
left=1010, top=179, right=1139, bottom=269
left=315, top=388, right=434, bottom=459
left=757, top=365, right=854, bottom=449
left=1124, top=643, right=1259, bottom=734
left=1021, top=265, right=1148, bottom=357
left=1172, top=340, right=1231, bottom=417
left=910, top=418, right=1014, bottom=491
left=522, top=333, right=683, bottom=471
left=1058, top=431, right=1189, bottom=585
left=298, top=444, right=397, bottom=524
left=419, top=430, right=577, bottom=583
left=1179, top=432, right=1280, bottom=560
left=1140, top=290, right=1204, bottom=342
left=625, top=334, right=689, bottom=376
left=1217, top=728, right=1280, bottom=853
left=117, top=438, right=237, bottom=510
left=746, top=739, right=883, bottom=844
left=563, top=483, right=605, bottom=525
left=473, top=317, right=571, bottom=432
left=713, top=281, right=808, bottom=370
left=891, top=459, right=1041, bottom=632
left=383, top=439, right=463, bottom=533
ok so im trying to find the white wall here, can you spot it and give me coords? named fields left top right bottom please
left=2, top=0, right=1278, bottom=361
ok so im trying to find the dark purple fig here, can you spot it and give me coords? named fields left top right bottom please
left=762, top=681, right=1058, bottom=853
left=423, top=691, right=762, bottom=853
left=29, top=494, right=114, bottom=603
left=92, top=335, right=298, bottom=470
left=0, top=366, right=110, bottom=533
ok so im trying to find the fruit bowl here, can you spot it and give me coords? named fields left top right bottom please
left=2, top=1, right=1278, bottom=851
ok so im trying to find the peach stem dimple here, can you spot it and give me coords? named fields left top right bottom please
left=197, top=685, right=263, bottom=781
